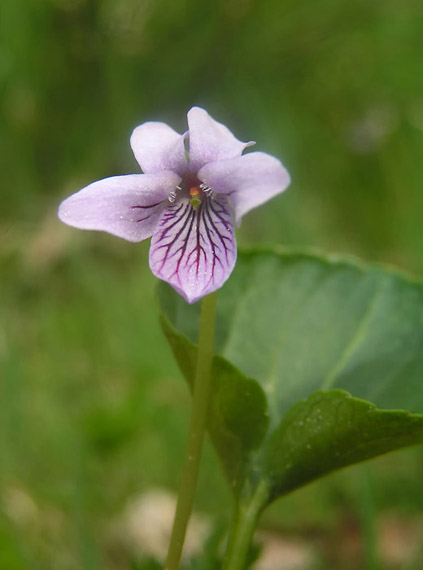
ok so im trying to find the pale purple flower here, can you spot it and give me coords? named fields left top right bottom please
left=58, top=107, right=290, bottom=303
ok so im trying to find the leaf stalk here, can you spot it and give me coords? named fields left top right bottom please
left=222, top=479, right=270, bottom=570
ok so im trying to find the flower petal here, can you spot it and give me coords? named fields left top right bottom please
left=58, top=172, right=181, bottom=242
left=198, top=151, right=290, bottom=225
left=149, top=194, right=237, bottom=303
left=187, top=107, right=254, bottom=172
left=130, top=122, right=188, bottom=175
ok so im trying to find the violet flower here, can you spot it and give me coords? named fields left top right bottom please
left=58, top=107, right=290, bottom=303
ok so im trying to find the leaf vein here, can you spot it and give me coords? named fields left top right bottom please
left=320, top=284, right=386, bottom=390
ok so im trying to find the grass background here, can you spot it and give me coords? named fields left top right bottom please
left=1, top=0, right=423, bottom=568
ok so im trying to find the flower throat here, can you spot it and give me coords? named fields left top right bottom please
left=169, top=175, right=213, bottom=211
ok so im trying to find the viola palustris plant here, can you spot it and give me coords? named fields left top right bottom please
left=58, top=108, right=423, bottom=570
left=58, top=106, right=290, bottom=303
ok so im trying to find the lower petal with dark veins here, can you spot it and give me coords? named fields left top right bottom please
left=149, top=194, right=237, bottom=303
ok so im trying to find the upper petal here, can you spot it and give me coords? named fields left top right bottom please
left=149, top=194, right=237, bottom=303
left=130, top=121, right=188, bottom=175
left=187, top=107, right=254, bottom=172
left=198, top=151, right=290, bottom=225
left=58, top=172, right=181, bottom=242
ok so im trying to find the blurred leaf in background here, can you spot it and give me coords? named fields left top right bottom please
left=1, top=0, right=423, bottom=568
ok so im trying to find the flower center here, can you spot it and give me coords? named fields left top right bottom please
left=189, top=185, right=202, bottom=210
left=168, top=175, right=213, bottom=210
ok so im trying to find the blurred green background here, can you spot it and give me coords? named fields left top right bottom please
left=1, top=0, right=423, bottom=569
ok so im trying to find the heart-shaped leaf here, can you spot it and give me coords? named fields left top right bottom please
left=158, top=249, right=423, bottom=504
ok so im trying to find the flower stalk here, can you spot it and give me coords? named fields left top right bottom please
left=164, top=292, right=217, bottom=570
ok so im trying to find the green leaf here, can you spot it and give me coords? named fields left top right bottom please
left=158, top=249, right=423, bottom=503
left=264, top=390, right=423, bottom=500
left=161, top=316, right=269, bottom=489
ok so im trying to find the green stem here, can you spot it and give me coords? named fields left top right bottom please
left=222, top=480, right=270, bottom=570
left=164, top=292, right=217, bottom=570
left=358, top=467, right=378, bottom=570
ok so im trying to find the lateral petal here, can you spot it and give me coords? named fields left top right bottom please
left=149, top=194, right=237, bottom=303
left=58, top=172, right=181, bottom=242
left=198, top=151, right=290, bottom=225
left=187, top=107, right=254, bottom=172
left=130, top=122, right=188, bottom=175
